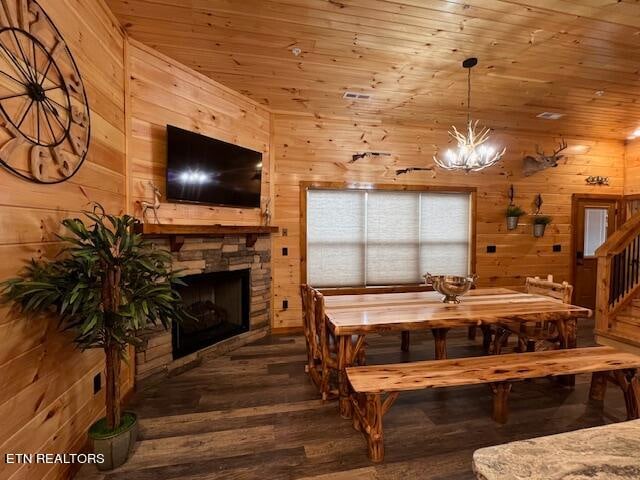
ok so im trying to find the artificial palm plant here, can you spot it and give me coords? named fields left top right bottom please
left=1, top=205, right=190, bottom=433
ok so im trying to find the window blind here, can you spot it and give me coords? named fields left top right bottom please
left=307, top=189, right=471, bottom=287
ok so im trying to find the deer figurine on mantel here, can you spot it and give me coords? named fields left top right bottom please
left=138, top=181, right=161, bottom=224
left=522, top=139, right=568, bottom=177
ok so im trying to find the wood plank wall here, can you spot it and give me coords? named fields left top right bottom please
left=625, top=138, right=640, bottom=195
left=0, top=1, right=127, bottom=479
left=126, top=40, right=273, bottom=225
left=271, top=114, right=625, bottom=329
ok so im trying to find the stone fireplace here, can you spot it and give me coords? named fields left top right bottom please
left=135, top=232, right=271, bottom=385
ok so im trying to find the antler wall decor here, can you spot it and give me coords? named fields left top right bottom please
left=586, top=176, right=609, bottom=186
left=522, top=139, right=568, bottom=177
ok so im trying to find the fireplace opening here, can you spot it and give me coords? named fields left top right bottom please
left=172, top=269, right=250, bottom=359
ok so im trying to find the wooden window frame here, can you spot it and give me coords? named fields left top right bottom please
left=300, top=181, right=477, bottom=294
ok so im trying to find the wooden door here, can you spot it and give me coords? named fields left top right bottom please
left=573, top=196, right=621, bottom=309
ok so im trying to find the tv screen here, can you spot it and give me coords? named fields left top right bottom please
left=166, top=125, right=262, bottom=208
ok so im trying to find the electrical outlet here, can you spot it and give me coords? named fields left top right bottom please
left=283, top=228, right=288, bottom=237
left=93, top=373, right=101, bottom=394
left=487, top=245, right=497, bottom=253
left=553, top=244, right=562, bottom=252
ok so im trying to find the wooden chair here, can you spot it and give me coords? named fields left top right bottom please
left=300, top=284, right=322, bottom=390
left=300, top=284, right=340, bottom=400
left=493, top=276, right=574, bottom=354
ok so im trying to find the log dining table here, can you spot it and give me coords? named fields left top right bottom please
left=324, top=288, right=592, bottom=417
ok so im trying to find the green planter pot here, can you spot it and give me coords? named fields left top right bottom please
left=89, top=411, right=138, bottom=471
left=533, top=223, right=546, bottom=238
left=506, top=216, right=519, bottom=231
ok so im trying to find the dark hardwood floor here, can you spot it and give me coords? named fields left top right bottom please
left=77, top=319, right=630, bottom=480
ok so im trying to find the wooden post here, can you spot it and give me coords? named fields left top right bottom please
left=401, top=331, right=410, bottom=352
left=431, top=328, right=450, bottom=360
left=365, top=394, right=384, bottom=462
left=595, top=255, right=612, bottom=333
left=589, top=371, right=608, bottom=402
left=491, top=382, right=512, bottom=424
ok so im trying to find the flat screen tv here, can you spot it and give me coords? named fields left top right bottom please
left=166, top=125, right=262, bottom=208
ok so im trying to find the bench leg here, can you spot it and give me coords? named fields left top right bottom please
left=491, top=382, right=512, bottom=424
left=589, top=372, right=608, bottom=402
left=365, top=394, right=384, bottom=462
left=613, top=369, right=640, bottom=420
left=401, top=331, right=410, bottom=352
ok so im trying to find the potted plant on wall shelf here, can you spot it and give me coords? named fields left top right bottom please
left=505, top=205, right=526, bottom=231
left=532, top=215, right=553, bottom=238
left=0, top=205, right=191, bottom=470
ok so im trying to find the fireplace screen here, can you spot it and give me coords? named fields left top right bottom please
left=172, top=269, right=250, bottom=359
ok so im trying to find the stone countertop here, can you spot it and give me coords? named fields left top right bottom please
left=472, top=420, right=640, bottom=480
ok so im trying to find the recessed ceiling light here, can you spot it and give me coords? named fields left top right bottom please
left=537, top=112, right=564, bottom=120
left=343, top=91, right=372, bottom=100
left=291, top=47, right=302, bottom=56
left=595, top=90, right=605, bottom=96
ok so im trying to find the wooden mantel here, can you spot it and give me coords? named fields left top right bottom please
left=134, top=224, right=279, bottom=251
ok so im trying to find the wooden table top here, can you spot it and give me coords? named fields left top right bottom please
left=326, top=288, right=592, bottom=335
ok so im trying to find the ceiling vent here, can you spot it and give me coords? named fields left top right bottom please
left=343, top=91, right=372, bottom=100
left=537, top=112, right=564, bottom=120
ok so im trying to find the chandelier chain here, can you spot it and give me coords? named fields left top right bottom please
left=467, top=65, right=471, bottom=124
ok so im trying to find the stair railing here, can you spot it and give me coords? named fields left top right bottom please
left=595, top=212, right=640, bottom=335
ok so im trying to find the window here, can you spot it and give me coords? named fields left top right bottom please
left=584, top=207, right=609, bottom=257
left=306, top=188, right=472, bottom=287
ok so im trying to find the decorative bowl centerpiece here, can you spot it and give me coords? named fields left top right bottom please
left=424, top=273, right=477, bottom=304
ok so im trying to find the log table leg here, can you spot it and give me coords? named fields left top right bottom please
left=480, top=325, right=493, bottom=354
left=337, top=335, right=352, bottom=418
left=468, top=326, right=477, bottom=340
left=401, top=331, right=410, bottom=352
left=431, top=328, right=450, bottom=360
left=557, top=318, right=578, bottom=387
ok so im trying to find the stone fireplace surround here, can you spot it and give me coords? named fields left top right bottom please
left=135, top=233, right=271, bottom=386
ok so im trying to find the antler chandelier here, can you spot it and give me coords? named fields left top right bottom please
left=433, top=58, right=505, bottom=172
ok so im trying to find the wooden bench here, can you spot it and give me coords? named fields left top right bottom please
left=346, top=346, right=640, bottom=462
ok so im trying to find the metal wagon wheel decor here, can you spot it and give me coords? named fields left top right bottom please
left=0, top=0, right=90, bottom=184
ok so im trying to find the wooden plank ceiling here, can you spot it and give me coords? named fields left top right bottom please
left=106, top=0, right=640, bottom=139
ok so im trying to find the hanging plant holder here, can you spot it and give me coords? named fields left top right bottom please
left=532, top=215, right=552, bottom=238
left=505, top=185, right=524, bottom=231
